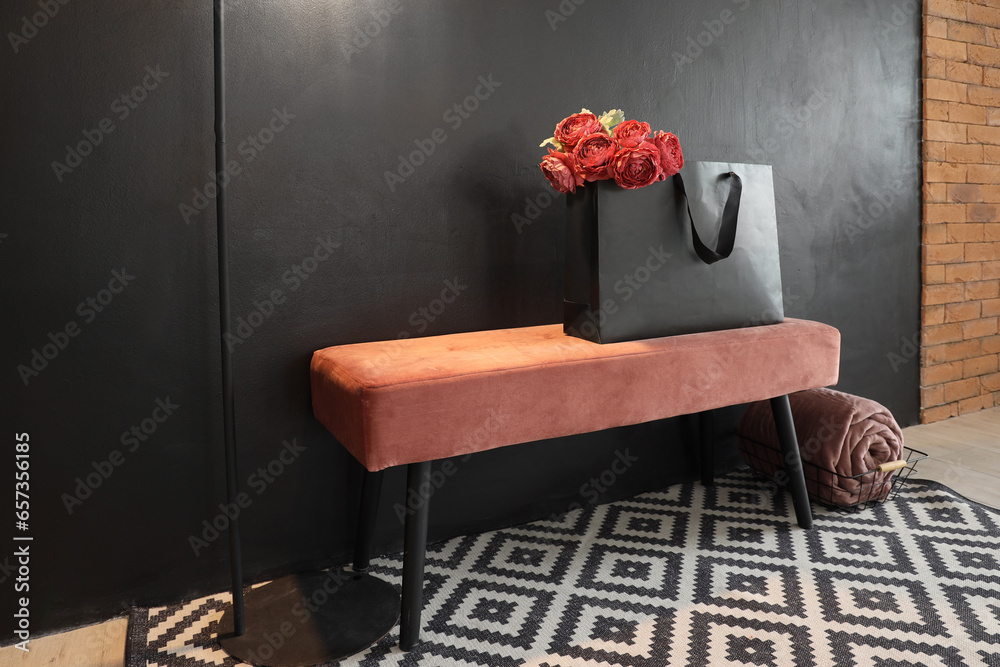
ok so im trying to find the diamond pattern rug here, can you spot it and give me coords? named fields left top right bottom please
left=126, top=472, right=1000, bottom=666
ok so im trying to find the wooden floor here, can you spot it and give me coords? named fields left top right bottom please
left=0, top=619, right=128, bottom=667
left=901, top=405, right=1000, bottom=509
left=2, top=407, right=998, bottom=667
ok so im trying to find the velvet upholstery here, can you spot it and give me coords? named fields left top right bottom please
left=311, top=319, right=841, bottom=472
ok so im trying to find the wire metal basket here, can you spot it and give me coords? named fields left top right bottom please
left=738, top=438, right=928, bottom=513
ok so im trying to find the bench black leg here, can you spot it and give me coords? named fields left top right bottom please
left=400, top=461, right=431, bottom=651
left=769, top=395, right=813, bottom=529
left=698, top=410, right=714, bottom=486
left=353, top=470, right=384, bottom=572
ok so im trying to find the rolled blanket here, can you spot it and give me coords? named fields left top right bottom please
left=737, top=388, right=905, bottom=508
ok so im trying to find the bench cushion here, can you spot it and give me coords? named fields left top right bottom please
left=311, top=319, right=840, bottom=471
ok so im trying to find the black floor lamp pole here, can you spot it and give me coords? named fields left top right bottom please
left=211, top=3, right=399, bottom=661
left=214, top=0, right=246, bottom=637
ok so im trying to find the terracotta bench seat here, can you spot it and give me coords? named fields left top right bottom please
left=310, top=318, right=841, bottom=649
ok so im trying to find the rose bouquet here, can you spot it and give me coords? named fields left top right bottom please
left=538, top=109, right=683, bottom=194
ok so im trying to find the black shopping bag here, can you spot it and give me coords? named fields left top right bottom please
left=564, top=161, right=784, bottom=343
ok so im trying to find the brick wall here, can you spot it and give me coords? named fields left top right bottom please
left=922, top=0, right=1000, bottom=423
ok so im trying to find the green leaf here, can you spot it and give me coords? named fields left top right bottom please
left=598, top=108, right=624, bottom=134
left=539, top=136, right=564, bottom=150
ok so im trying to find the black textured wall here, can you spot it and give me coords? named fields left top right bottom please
left=0, top=0, right=920, bottom=638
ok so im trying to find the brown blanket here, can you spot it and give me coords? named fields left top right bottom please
left=737, top=388, right=905, bottom=507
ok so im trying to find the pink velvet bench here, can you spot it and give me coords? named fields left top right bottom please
left=310, top=318, right=840, bottom=649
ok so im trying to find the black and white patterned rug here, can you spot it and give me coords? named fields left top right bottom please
left=126, top=471, right=1000, bottom=666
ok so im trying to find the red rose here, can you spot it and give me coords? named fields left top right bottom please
left=540, top=149, right=584, bottom=194
left=612, top=143, right=663, bottom=189
left=613, top=119, right=651, bottom=148
left=572, top=133, right=617, bottom=181
left=554, top=111, right=604, bottom=149
left=651, top=131, right=684, bottom=179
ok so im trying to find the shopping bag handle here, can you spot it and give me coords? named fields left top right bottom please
left=673, top=171, right=743, bottom=265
